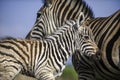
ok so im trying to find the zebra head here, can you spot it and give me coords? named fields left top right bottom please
left=74, top=22, right=101, bottom=60
left=38, top=0, right=94, bottom=25
left=25, top=0, right=94, bottom=39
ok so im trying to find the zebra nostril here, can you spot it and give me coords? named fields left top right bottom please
left=91, top=50, right=101, bottom=61
left=96, top=50, right=101, bottom=60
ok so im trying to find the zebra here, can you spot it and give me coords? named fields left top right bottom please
left=0, top=19, right=99, bottom=80
left=24, top=0, right=94, bottom=79
left=26, top=0, right=94, bottom=40
left=72, top=10, right=120, bottom=80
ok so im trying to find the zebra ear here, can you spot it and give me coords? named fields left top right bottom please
left=77, top=12, right=85, bottom=26
left=45, top=0, right=53, bottom=7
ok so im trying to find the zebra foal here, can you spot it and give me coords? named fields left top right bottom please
left=0, top=20, right=99, bottom=80
left=72, top=10, right=120, bottom=80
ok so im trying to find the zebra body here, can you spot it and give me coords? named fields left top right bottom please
left=26, top=0, right=94, bottom=40
left=72, top=10, right=120, bottom=80
left=24, top=0, right=96, bottom=79
left=0, top=20, right=98, bottom=80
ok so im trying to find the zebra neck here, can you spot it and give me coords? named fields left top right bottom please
left=55, top=30, right=75, bottom=58
left=46, top=26, right=75, bottom=58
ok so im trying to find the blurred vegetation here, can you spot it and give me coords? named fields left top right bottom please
left=56, top=65, right=78, bottom=80
left=14, top=65, right=78, bottom=80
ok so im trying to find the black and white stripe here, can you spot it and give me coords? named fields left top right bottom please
left=26, top=0, right=94, bottom=40
left=72, top=10, right=120, bottom=80
left=0, top=20, right=98, bottom=80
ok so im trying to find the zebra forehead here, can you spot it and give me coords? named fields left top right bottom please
left=78, top=26, right=92, bottom=34
left=78, top=26, right=86, bottom=32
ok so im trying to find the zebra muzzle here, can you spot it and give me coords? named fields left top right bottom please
left=92, top=50, right=101, bottom=60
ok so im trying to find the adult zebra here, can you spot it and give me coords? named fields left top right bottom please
left=72, top=10, right=120, bottom=80
left=26, top=0, right=94, bottom=40
left=0, top=20, right=99, bottom=80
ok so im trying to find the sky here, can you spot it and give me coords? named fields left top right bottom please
left=0, top=0, right=120, bottom=38
left=0, top=0, right=120, bottom=64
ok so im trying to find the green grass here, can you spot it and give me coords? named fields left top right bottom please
left=14, top=65, right=78, bottom=80
left=57, top=65, right=78, bottom=80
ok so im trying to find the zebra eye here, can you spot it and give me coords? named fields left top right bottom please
left=84, top=35, right=89, bottom=40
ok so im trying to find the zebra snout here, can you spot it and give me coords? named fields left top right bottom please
left=88, top=48, right=101, bottom=61
left=94, top=50, right=101, bottom=60
left=90, top=44, right=101, bottom=60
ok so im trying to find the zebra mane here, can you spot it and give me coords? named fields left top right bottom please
left=81, top=0, right=94, bottom=18
left=0, top=37, right=15, bottom=40
left=40, top=0, right=94, bottom=18
left=0, top=37, right=16, bottom=42
left=77, top=0, right=94, bottom=18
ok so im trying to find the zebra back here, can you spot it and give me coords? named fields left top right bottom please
left=0, top=21, right=77, bottom=80
left=0, top=19, right=99, bottom=80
